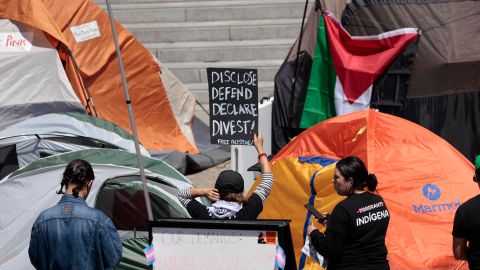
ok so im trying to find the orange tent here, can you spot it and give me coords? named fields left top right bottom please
left=251, top=109, right=475, bottom=269
left=0, top=0, right=65, bottom=45
left=42, top=0, right=198, bottom=153
left=0, top=0, right=198, bottom=153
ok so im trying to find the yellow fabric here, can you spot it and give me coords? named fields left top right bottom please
left=251, top=157, right=344, bottom=270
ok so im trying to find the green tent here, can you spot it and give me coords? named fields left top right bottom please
left=0, top=148, right=207, bottom=269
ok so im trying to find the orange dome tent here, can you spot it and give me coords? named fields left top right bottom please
left=251, top=109, right=475, bottom=269
left=0, top=0, right=198, bottom=153
left=40, top=0, right=198, bottom=153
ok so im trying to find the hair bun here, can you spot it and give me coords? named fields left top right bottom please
left=366, top=173, right=378, bottom=192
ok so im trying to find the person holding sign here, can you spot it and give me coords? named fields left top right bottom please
left=306, top=156, right=390, bottom=270
left=177, top=133, right=272, bottom=219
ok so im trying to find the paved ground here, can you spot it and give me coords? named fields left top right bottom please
left=187, top=160, right=231, bottom=188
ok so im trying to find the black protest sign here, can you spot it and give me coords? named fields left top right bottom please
left=207, top=68, right=258, bottom=145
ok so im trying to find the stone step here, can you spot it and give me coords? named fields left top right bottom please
left=187, top=81, right=275, bottom=104
left=103, top=0, right=309, bottom=24
left=146, top=39, right=293, bottom=63
left=165, top=59, right=283, bottom=84
left=96, top=0, right=214, bottom=3
left=94, top=0, right=306, bottom=107
left=125, top=18, right=302, bottom=43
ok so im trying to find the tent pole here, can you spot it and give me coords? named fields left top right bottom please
left=65, top=47, right=99, bottom=117
left=104, top=0, right=153, bottom=222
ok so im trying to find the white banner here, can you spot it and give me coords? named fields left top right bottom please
left=153, top=228, right=277, bottom=270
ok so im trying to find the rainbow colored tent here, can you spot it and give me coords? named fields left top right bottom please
left=252, top=109, right=476, bottom=269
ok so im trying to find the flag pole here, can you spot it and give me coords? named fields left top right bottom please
left=104, top=0, right=153, bottom=222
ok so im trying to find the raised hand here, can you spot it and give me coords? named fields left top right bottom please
left=253, top=133, right=264, bottom=153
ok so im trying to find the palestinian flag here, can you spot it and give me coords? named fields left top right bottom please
left=272, top=7, right=420, bottom=153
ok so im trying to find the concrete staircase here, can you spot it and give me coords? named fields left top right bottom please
left=95, top=0, right=309, bottom=108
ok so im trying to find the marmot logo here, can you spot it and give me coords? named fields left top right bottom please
left=422, top=184, right=440, bottom=201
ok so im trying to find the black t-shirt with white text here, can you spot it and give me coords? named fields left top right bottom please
left=310, top=192, right=390, bottom=270
left=453, top=195, right=480, bottom=270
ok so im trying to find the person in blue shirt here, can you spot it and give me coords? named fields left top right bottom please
left=28, top=159, right=122, bottom=270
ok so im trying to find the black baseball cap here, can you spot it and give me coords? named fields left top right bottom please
left=215, top=170, right=244, bottom=195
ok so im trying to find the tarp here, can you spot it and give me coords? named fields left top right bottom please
left=331, top=0, right=480, bottom=161
left=271, top=4, right=320, bottom=153
left=251, top=109, right=475, bottom=269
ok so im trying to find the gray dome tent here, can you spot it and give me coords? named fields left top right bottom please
left=0, top=112, right=151, bottom=179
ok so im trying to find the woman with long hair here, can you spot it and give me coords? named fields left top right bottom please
left=307, top=156, right=390, bottom=270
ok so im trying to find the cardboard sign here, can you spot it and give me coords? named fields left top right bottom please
left=207, top=68, right=258, bottom=145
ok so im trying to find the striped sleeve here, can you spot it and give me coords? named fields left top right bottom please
left=253, top=172, right=273, bottom=203
left=177, top=188, right=193, bottom=207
